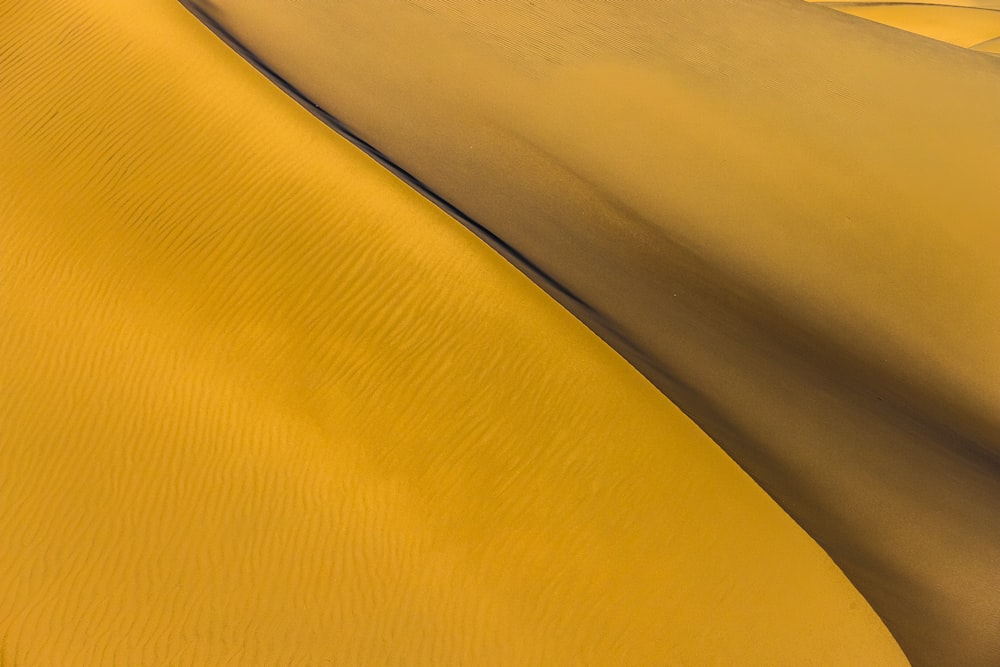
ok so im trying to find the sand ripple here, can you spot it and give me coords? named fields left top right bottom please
left=181, top=1, right=1000, bottom=664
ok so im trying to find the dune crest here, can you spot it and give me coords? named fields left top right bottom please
left=808, top=0, right=1000, bottom=50
left=180, top=1, right=1000, bottom=664
left=0, top=0, right=907, bottom=663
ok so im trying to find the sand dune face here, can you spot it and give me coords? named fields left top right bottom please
left=180, top=1, right=1000, bottom=664
left=0, top=0, right=908, bottom=663
left=973, top=34, right=1000, bottom=50
left=809, top=1, right=1000, bottom=50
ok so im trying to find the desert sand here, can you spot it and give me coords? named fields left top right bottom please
left=0, top=0, right=908, bottom=664
left=972, top=34, right=1000, bottom=50
left=810, top=1, right=1000, bottom=50
left=181, top=1, right=1000, bottom=664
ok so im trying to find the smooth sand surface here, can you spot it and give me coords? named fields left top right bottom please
left=183, top=1, right=1000, bottom=664
left=811, top=1, right=1000, bottom=48
left=0, top=0, right=908, bottom=664
left=972, top=34, right=1000, bottom=50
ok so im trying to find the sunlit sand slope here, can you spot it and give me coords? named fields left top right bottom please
left=0, top=0, right=908, bottom=664
left=810, top=1, right=1000, bottom=49
left=971, top=34, right=1000, bottom=50
left=183, top=1, right=1000, bottom=665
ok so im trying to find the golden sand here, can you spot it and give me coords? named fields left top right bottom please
left=184, top=1, right=1000, bottom=664
left=972, top=34, right=1000, bottom=50
left=810, top=1, right=1000, bottom=49
left=0, top=0, right=907, bottom=663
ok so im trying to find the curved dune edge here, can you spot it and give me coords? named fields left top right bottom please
left=971, top=33, right=1000, bottom=49
left=181, top=1, right=1000, bottom=665
left=810, top=1, right=1000, bottom=49
left=0, top=0, right=907, bottom=664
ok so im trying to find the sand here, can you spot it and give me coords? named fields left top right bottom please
left=0, top=0, right=907, bottom=663
left=181, top=1, right=1000, bottom=664
left=810, top=1, right=1000, bottom=48
left=972, top=34, right=1000, bottom=51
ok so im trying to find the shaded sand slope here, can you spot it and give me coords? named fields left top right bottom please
left=183, top=1, right=1000, bottom=664
left=0, top=0, right=907, bottom=663
left=810, top=1, right=1000, bottom=50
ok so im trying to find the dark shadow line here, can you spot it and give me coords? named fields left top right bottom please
left=177, top=0, right=601, bottom=322
left=178, top=1, right=1000, bottom=472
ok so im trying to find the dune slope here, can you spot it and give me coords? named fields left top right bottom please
left=0, top=0, right=907, bottom=663
left=810, top=1, right=1000, bottom=49
left=181, top=1, right=1000, bottom=664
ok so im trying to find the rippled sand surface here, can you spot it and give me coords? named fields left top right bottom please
left=0, top=0, right=909, bottom=663
left=180, top=1, right=1000, bottom=665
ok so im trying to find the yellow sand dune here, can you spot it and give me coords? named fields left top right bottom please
left=0, top=0, right=905, bottom=663
left=183, top=1, right=1000, bottom=664
left=972, top=34, right=1000, bottom=50
left=809, top=1, right=1000, bottom=48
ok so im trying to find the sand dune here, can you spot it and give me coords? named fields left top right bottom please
left=0, top=0, right=907, bottom=663
left=810, top=1, right=1000, bottom=48
left=971, top=33, right=1000, bottom=49
left=180, top=1, right=1000, bottom=664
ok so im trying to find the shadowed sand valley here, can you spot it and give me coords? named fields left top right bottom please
left=0, top=0, right=912, bottom=664
left=181, top=1, right=1000, bottom=665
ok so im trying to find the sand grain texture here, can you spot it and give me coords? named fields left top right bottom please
left=0, top=0, right=906, bottom=663
left=181, top=1, right=1000, bottom=664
